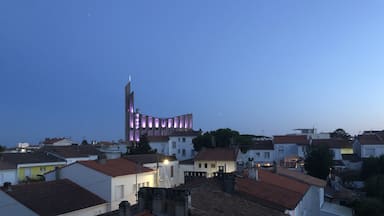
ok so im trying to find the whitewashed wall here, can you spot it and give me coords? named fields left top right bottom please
left=0, top=169, right=17, bottom=185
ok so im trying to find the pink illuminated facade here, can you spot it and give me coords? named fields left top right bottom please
left=125, top=81, right=193, bottom=142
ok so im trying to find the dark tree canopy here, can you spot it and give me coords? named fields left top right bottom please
left=129, top=134, right=156, bottom=155
left=0, top=145, right=6, bottom=152
left=361, top=155, right=384, bottom=180
left=304, top=145, right=334, bottom=179
left=331, top=128, right=352, bottom=140
left=81, top=139, right=89, bottom=145
left=192, top=128, right=261, bottom=152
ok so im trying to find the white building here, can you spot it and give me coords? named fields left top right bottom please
left=0, top=161, right=17, bottom=186
left=273, top=135, right=309, bottom=165
left=45, top=158, right=156, bottom=211
left=353, top=132, right=384, bottom=158
left=311, top=139, right=353, bottom=161
left=194, top=148, right=237, bottom=177
left=125, top=154, right=181, bottom=188
left=236, top=141, right=274, bottom=166
left=149, top=131, right=200, bottom=161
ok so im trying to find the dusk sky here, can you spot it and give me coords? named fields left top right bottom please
left=1, top=1, right=384, bottom=146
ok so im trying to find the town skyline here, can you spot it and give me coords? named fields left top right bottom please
left=2, top=1, right=384, bottom=146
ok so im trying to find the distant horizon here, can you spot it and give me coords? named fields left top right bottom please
left=1, top=1, right=384, bottom=147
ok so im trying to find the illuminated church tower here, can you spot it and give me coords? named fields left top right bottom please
left=125, top=80, right=193, bottom=142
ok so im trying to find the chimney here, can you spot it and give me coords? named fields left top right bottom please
left=3, top=182, right=11, bottom=192
left=248, top=167, right=259, bottom=181
left=98, top=154, right=107, bottom=164
left=55, top=166, right=61, bottom=180
left=118, top=201, right=132, bottom=216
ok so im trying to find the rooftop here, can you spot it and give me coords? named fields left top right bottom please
left=237, top=169, right=310, bottom=210
left=0, top=152, right=65, bottom=165
left=41, top=145, right=101, bottom=158
left=357, top=134, right=384, bottom=145
left=184, top=179, right=286, bottom=216
left=275, top=167, right=326, bottom=188
left=195, top=148, right=237, bottom=161
left=273, top=135, right=309, bottom=145
left=2, top=179, right=106, bottom=216
left=311, top=139, right=351, bottom=149
left=179, top=158, right=194, bottom=165
left=79, top=158, right=154, bottom=177
left=42, top=137, right=67, bottom=144
left=124, top=153, right=177, bottom=164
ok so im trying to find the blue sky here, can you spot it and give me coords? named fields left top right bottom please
left=1, top=1, right=384, bottom=146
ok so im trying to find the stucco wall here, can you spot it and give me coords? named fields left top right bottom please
left=0, top=169, right=17, bottom=185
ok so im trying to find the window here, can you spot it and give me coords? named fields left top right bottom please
left=182, top=149, right=186, bottom=156
left=218, top=166, right=224, bottom=172
left=366, top=148, right=375, bottom=157
left=204, top=163, right=208, bottom=168
left=211, top=163, right=216, bottom=168
left=191, top=149, right=194, bottom=156
left=264, top=152, right=270, bottom=159
left=115, top=185, right=124, bottom=200
left=199, top=163, right=201, bottom=168
left=39, top=167, right=46, bottom=172
left=178, top=149, right=180, bottom=153
left=255, top=152, right=260, bottom=157
left=172, top=141, right=176, bottom=149
left=182, top=137, right=186, bottom=142
left=171, top=166, right=174, bottom=177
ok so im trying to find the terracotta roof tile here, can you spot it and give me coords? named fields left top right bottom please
left=258, top=169, right=309, bottom=194
left=2, top=179, right=106, bottom=216
left=195, top=148, right=237, bottom=161
left=311, top=139, right=352, bottom=149
left=79, top=158, right=154, bottom=177
left=275, top=167, right=326, bottom=188
left=358, top=134, right=384, bottom=145
left=273, top=135, right=309, bottom=145
left=236, top=177, right=306, bottom=210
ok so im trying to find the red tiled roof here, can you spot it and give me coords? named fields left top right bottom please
left=236, top=177, right=307, bottom=210
left=358, top=134, right=384, bottom=145
left=258, top=169, right=309, bottom=194
left=311, top=139, right=351, bottom=149
left=195, top=148, right=237, bottom=161
left=275, top=167, right=326, bottom=188
left=2, top=179, right=106, bottom=216
left=79, top=158, right=154, bottom=177
left=273, top=135, right=309, bottom=145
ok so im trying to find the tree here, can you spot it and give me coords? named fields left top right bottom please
left=81, top=139, right=89, bottom=145
left=361, top=155, right=384, bottom=180
left=0, top=145, right=5, bottom=152
left=304, top=145, right=334, bottom=179
left=193, top=128, right=240, bottom=151
left=129, top=134, right=155, bottom=155
left=331, top=128, right=352, bottom=140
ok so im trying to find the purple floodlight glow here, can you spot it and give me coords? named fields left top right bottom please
left=161, top=119, right=166, bottom=128
left=168, top=119, right=172, bottom=128
left=155, top=118, right=159, bottom=128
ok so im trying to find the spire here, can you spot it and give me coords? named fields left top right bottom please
left=129, top=75, right=131, bottom=82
